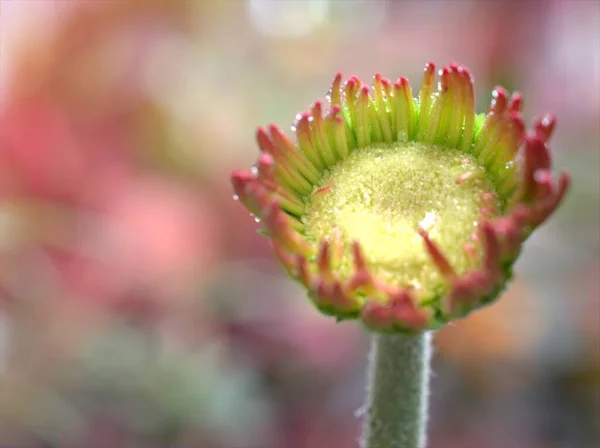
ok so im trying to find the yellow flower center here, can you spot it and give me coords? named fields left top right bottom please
left=303, top=142, right=501, bottom=298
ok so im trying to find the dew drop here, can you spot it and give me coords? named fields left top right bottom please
left=251, top=166, right=259, bottom=175
left=291, top=114, right=302, bottom=133
left=233, top=194, right=239, bottom=201
left=325, top=89, right=332, bottom=103
left=254, top=217, right=261, bottom=223
left=354, top=405, right=367, bottom=418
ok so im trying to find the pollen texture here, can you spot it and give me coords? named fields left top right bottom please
left=304, top=142, right=500, bottom=297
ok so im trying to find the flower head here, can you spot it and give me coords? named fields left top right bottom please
left=231, top=62, right=569, bottom=333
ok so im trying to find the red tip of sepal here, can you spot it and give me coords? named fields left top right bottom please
left=455, top=64, right=473, bottom=84
left=445, top=271, right=491, bottom=316
left=352, top=241, right=367, bottom=271
left=268, top=124, right=293, bottom=150
left=420, top=62, right=436, bottom=93
left=230, top=169, right=266, bottom=217
left=533, top=114, right=556, bottom=142
left=311, top=101, right=324, bottom=122
left=295, top=112, right=312, bottom=139
left=263, top=201, right=308, bottom=255
left=359, top=85, right=370, bottom=100
left=518, top=133, right=552, bottom=203
left=256, top=126, right=279, bottom=157
left=490, top=87, right=508, bottom=114
left=491, top=215, right=523, bottom=260
left=329, top=72, right=343, bottom=107
left=296, top=256, right=310, bottom=289
left=508, top=93, right=523, bottom=112
left=481, top=221, right=502, bottom=283
left=344, top=76, right=362, bottom=100
left=443, top=222, right=503, bottom=317
left=311, top=280, right=362, bottom=318
left=256, top=153, right=275, bottom=179
left=362, top=289, right=430, bottom=332
left=526, top=172, right=570, bottom=228
left=440, top=66, right=452, bottom=92
left=347, top=242, right=376, bottom=293
left=509, top=110, right=526, bottom=133
left=317, top=240, right=332, bottom=279
left=231, top=169, right=252, bottom=194
left=418, top=228, right=456, bottom=280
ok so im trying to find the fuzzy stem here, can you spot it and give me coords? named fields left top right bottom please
left=362, top=332, right=432, bottom=448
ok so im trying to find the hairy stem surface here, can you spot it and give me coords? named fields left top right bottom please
left=362, top=332, right=432, bottom=448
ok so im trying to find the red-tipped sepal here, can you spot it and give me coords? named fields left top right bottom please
left=512, top=132, right=570, bottom=231
left=362, top=288, right=431, bottom=333
left=444, top=222, right=504, bottom=316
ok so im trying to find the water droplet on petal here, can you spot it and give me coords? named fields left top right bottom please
left=233, top=194, right=239, bottom=201
left=397, top=131, right=409, bottom=142
left=354, top=405, right=367, bottom=418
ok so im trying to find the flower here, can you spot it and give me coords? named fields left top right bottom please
left=231, top=62, right=569, bottom=333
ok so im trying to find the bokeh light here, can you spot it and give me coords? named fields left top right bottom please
left=0, top=1, right=598, bottom=447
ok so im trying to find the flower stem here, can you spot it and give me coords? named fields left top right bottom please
left=362, top=332, right=432, bottom=448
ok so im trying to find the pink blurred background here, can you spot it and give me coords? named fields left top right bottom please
left=0, top=1, right=598, bottom=447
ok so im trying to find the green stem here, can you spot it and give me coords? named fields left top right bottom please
left=361, top=332, right=432, bottom=448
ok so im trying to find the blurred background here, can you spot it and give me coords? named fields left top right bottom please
left=0, top=1, right=598, bottom=447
